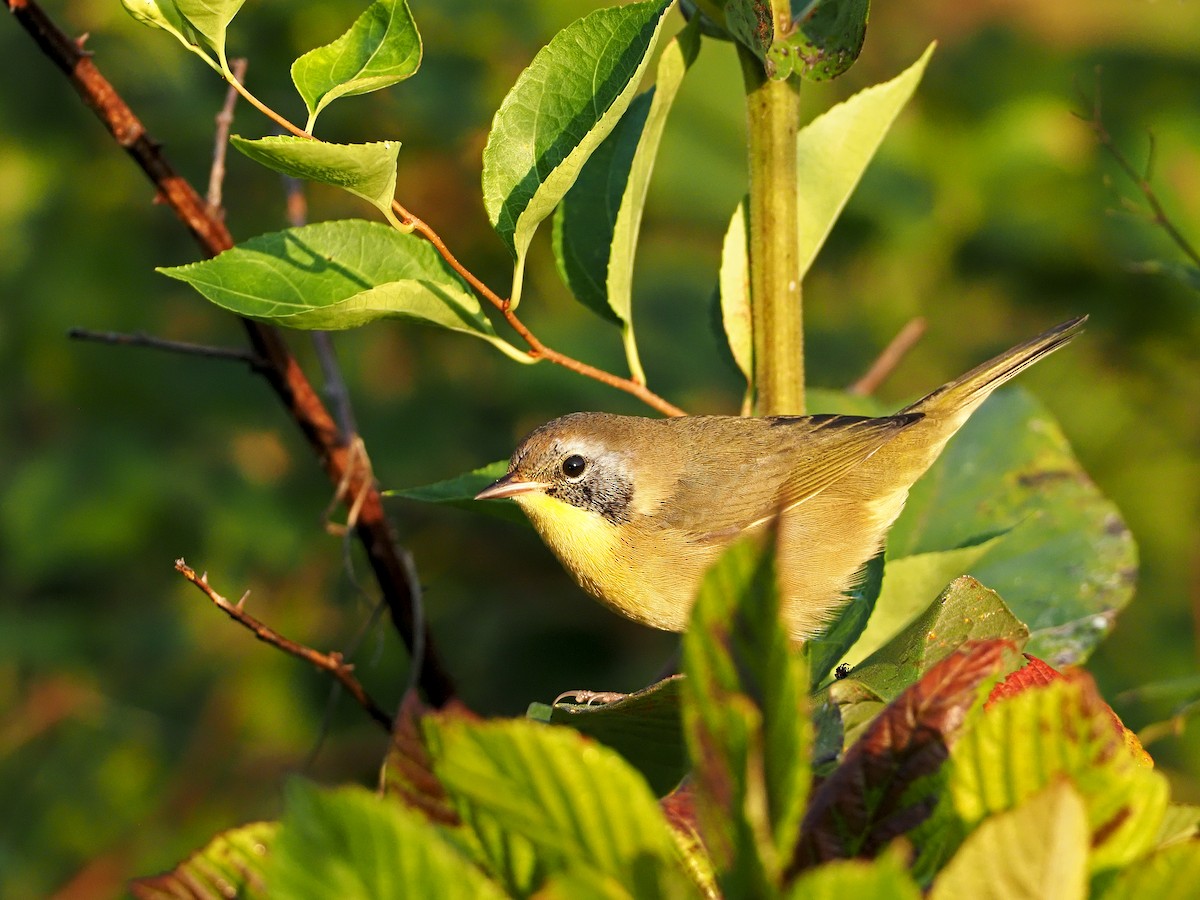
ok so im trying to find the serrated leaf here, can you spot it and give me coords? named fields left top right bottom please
left=771, top=0, right=870, bottom=82
left=425, top=716, right=687, bottom=893
left=682, top=530, right=809, bottom=892
left=929, top=782, right=1089, bottom=900
left=886, top=389, right=1137, bottom=665
left=387, top=460, right=527, bottom=524
left=553, top=18, right=699, bottom=381
left=173, top=0, right=245, bottom=61
left=269, top=781, right=506, bottom=900
left=719, top=199, right=752, bottom=388
left=844, top=532, right=1008, bottom=666
left=845, top=576, right=1028, bottom=705
left=291, top=0, right=422, bottom=131
left=913, top=672, right=1170, bottom=880
left=784, top=848, right=923, bottom=900
left=544, top=676, right=687, bottom=797
left=482, top=0, right=675, bottom=307
left=1094, top=840, right=1200, bottom=900
left=795, top=43, right=932, bottom=278
left=793, top=640, right=1012, bottom=871
left=230, top=136, right=400, bottom=215
left=130, top=821, right=275, bottom=899
left=158, top=220, right=527, bottom=360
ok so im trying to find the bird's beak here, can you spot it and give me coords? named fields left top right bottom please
left=474, top=472, right=547, bottom=501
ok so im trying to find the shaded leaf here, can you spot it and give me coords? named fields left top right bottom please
left=158, top=220, right=527, bottom=360
left=806, top=549, right=885, bottom=690
left=929, top=782, right=1089, bottom=900
left=682, top=530, right=809, bottom=892
left=130, top=821, right=275, bottom=899
left=230, top=136, right=400, bottom=215
left=387, top=460, right=527, bottom=524
left=792, top=640, right=1012, bottom=871
left=540, top=675, right=688, bottom=797
left=769, top=0, right=870, bottom=82
left=291, top=0, right=421, bottom=131
left=426, top=716, right=688, bottom=893
left=482, top=0, right=675, bottom=305
left=725, top=0, right=772, bottom=62
left=269, top=781, right=506, bottom=899
left=887, top=389, right=1137, bottom=665
left=795, top=43, right=933, bottom=279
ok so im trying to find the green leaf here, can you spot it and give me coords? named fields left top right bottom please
left=173, top=0, right=245, bottom=62
left=129, top=821, right=275, bottom=899
left=482, top=0, right=675, bottom=307
left=886, top=388, right=1137, bottom=665
left=1094, top=840, right=1200, bottom=900
left=840, top=576, right=1028, bottom=707
left=387, top=460, right=527, bottom=524
left=719, top=199, right=752, bottom=391
left=795, top=641, right=1012, bottom=870
left=291, top=0, right=422, bottom=132
left=795, top=43, right=933, bottom=279
left=269, top=781, right=506, bottom=899
left=843, top=532, right=1008, bottom=666
left=158, top=220, right=528, bottom=361
left=542, top=676, right=687, bottom=797
left=1154, top=804, right=1200, bottom=850
left=682, top=530, right=809, bottom=892
left=929, top=782, right=1090, bottom=900
left=230, top=136, right=400, bottom=217
left=553, top=19, right=700, bottom=381
left=806, top=549, right=884, bottom=690
left=914, top=673, right=1169, bottom=880
left=725, top=1, right=773, bottom=62
left=784, top=849, right=922, bottom=900
left=769, top=0, right=870, bottom=82
left=425, top=716, right=687, bottom=893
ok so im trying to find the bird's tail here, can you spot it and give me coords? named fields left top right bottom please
left=904, top=315, right=1087, bottom=418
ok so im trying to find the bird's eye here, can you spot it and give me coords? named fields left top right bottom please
left=561, top=454, right=588, bottom=479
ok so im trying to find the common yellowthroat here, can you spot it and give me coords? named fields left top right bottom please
left=476, top=317, right=1085, bottom=640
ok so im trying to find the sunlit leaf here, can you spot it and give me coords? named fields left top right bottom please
left=794, top=640, right=1012, bottom=871
left=387, top=460, right=527, bottom=523
left=230, top=136, right=400, bottom=216
left=269, top=781, right=506, bottom=899
left=795, top=43, right=933, bottom=278
left=130, top=821, right=275, bottom=899
left=784, top=848, right=923, bottom=900
left=769, top=0, right=870, bottom=82
left=482, top=0, right=675, bottom=307
left=158, top=220, right=528, bottom=361
left=929, top=782, right=1089, bottom=900
left=1094, top=841, right=1200, bottom=900
left=173, top=0, right=245, bottom=61
left=291, top=0, right=422, bottom=131
left=719, top=200, right=752, bottom=390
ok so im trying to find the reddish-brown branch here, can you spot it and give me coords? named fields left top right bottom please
left=7, top=0, right=455, bottom=707
left=175, top=560, right=394, bottom=731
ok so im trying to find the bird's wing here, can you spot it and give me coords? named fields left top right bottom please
left=660, top=413, right=922, bottom=541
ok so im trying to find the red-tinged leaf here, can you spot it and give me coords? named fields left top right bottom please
left=130, top=821, right=275, bottom=899
left=789, top=640, right=1015, bottom=875
left=985, top=654, right=1064, bottom=706
left=380, top=692, right=464, bottom=825
left=661, top=777, right=699, bottom=836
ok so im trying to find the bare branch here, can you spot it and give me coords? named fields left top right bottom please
left=68, top=328, right=264, bottom=367
left=206, top=57, right=247, bottom=214
left=175, top=559, right=394, bottom=732
left=848, top=317, right=927, bottom=397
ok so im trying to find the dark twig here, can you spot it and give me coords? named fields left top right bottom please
left=68, top=328, right=264, bottom=367
left=848, top=317, right=927, bottom=397
left=7, top=0, right=455, bottom=706
left=175, top=559, right=394, bottom=731
left=207, top=57, right=246, bottom=214
left=1081, top=68, right=1200, bottom=270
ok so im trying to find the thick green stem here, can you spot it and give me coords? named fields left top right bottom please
left=740, top=45, right=804, bottom=416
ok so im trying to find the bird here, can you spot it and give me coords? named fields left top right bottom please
left=475, top=316, right=1086, bottom=641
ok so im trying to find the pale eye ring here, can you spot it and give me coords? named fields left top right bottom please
left=561, top=454, right=587, bottom=479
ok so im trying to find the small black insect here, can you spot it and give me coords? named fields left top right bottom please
left=834, top=663, right=851, bottom=680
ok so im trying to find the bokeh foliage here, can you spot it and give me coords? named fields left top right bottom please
left=1, top=0, right=1198, bottom=895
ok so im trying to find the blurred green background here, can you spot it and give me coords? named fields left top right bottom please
left=2, top=0, right=1198, bottom=895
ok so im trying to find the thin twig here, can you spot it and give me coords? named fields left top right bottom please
left=1081, top=68, right=1200, bottom=270
left=848, top=317, right=927, bottom=397
left=68, top=328, right=264, bottom=367
left=175, top=559, right=394, bottom=732
left=207, top=57, right=246, bottom=214
left=7, top=0, right=456, bottom=706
